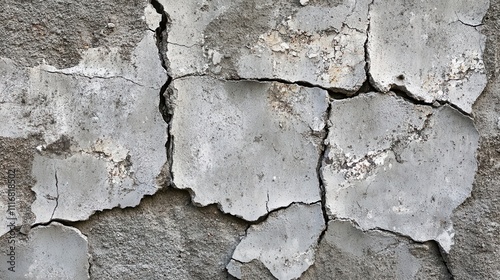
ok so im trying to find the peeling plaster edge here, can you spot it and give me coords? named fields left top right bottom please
left=324, top=217, right=455, bottom=278
left=327, top=217, right=455, bottom=279
left=27, top=221, right=92, bottom=279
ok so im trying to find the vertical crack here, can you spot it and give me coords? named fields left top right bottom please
left=150, top=0, right=175, bottom=186
left=357, top=0, right=376, bottom=94
left=316, top=102, right=332, bottom=241
left=50, top=170, right=59, bottom=221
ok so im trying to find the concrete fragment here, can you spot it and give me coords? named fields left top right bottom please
left=302, top=220, right=451, bottom=279
left=24, top=33, right=167, bottom=223
left=321, top=93, right=479, bottom=252
left=227, top=203, right=325, bottom=280
left=368, top=0, right=489, bottom=113
left=0, top=222, right=89, bottom=279
left=156, top=0, right=370, bottom=91
left=0, top=32, right=167, bottom=224
left=77, top=188, right=247, bottom=279
left=170, top=77, right=327, bottom=221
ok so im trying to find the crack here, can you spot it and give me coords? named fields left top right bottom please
left=150, top=0, right=175, bottom=188
left=265, top=191, right=270, bottom=213
left=370, top=226, right=456, bottom=278
left=313, top=100, right=333, bottom=260
left=167, top=41, right=202, bottom=48
left=317, top=103, right=331, bottom=225
left=40, top=69, right=155, bottom=89
left=356, top=0, right=376, bottom=96
left=454, top=12, right=484, bottom=28
left=50, top=170, right=59, bottom=221
left=390, top=86, right=472, bottom=117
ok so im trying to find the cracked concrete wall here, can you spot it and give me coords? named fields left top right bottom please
left=0, top=0, right=498, bottom=279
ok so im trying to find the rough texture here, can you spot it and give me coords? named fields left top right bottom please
left=0, top=0, right=147, bottom=68
left=227, top=203, right=325, bottom=280
left=447, top=0, right=500, bottom=278
left=0, top=222, right=89, bottom=279
left=368, top=0, right=489, bottom=113
left=76, top=188, right=247, bottom=280
left=157, top=0, right=370, bottom=91
left=0, top=0, right=497, bottom=279
left=302, top=220, right=451, bottom=279
left=0, top=136, right=40, bottom=237
left=170, top=77, right=327, bottom=221
left=321, top=93, right=479, bottom=252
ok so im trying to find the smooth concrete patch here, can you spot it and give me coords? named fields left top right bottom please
left=321, top=92, right=479, bottom=252
left=169, top=77, right=327, bottom=221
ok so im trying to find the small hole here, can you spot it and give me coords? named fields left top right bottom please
left=397, top=74, right=405, bottom=80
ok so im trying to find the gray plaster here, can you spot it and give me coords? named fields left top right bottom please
left=0, top=32, right=167, bottom=224
left=368, top=0, right=489, bottom=113
left=322, top=93, right=479, bottom=252
left=227, top=203, right=325, bottom=280
left=1, top=222, right=89, bottom=280
left=302, top=220, right=451, bottom=279
left=169, top=77, right=327, bottom=221
left=155, top=0, right=370, bottom=91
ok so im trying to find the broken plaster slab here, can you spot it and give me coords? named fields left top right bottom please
left=368, top=0, right=489, bottom=113
left=4, top=222, right=89, bottom=279
left=154, top=0, right=370, bottom=92
left=0, top=32, right=167, bottom=224
left=321, top=92, right=479, bottom=252
left=302, top=220, right=451, bottom=279
left=227, top=203, right=325, bottom=280
left=169, top=76, right=327, bottom=221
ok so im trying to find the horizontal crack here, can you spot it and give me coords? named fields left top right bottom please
left=40, top=69, right=156, bottom=89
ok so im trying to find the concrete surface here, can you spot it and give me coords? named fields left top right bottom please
left=155, top=0, right=370, bottom=92
left=76, top=188, right=247, bottom=279
left=322, top=93, right=479, bottom=252
left=227, top=203, right=325, bottom=280
left=0, top=222, right=90, bottom=280
left=302, top=220, right=451, bottom=279
left=0, top=0, right=498, bottom=279
left=368, top=0, right=489, bottom=113
left=169, top=77, right=327, bottom=221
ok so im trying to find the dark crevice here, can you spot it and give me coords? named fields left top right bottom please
left=390, top=86, right=438, bottom=107
left=225, top=77, right=356, bottom=96
left=355, top=0, right=377, bottom=96
left=31, top=218, right=81, bottom=230
left=150, top=0, right=175, bottom=187
left=314, top=101, right=333, bottom=253
left=390, top=86, right=472, bottom=116
left=317, top=103, right=331, bottom=224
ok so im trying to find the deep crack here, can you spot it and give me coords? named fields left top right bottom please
left=150, top=0, right=175, bottom=187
